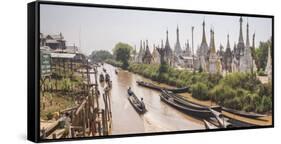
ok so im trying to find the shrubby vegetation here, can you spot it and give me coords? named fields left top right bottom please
left=105, top=59, right=123, bottom=68
left=191, top=82, right=209, bottom=100
left=209, top=73, right=272, bottom=113
left=127, top=63, right=272, bottom=113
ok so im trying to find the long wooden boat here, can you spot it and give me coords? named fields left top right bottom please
left=136, top=81, right=162, bottom=91
left=105, top=73, right=110, bottom=82
left=127, top=89, right=146, bottom=114
left=222, top=107, right=266, bottom=119
left=99, top=74, right=104, bottom=82
left=166, top=87, right=189, bottom=93
left=160, top=90, right=214, bottom=118
left=164, top=91, right=210, bottom=111
left=136, top=81, right=188, bottom=93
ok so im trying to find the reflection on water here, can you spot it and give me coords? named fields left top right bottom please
left=91, top=63, right=204, bottom=135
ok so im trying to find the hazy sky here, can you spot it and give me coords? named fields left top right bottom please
left=40, top=4, right=272, bottom=55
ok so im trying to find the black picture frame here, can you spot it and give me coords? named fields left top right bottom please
left=28, top=1, right=274, bottom=143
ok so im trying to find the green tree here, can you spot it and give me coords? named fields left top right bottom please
left=90, top=50, right=113, bottom=63
left=255, top=40, right=271, bottom=71
left=113, top=42, right=133, bottom=69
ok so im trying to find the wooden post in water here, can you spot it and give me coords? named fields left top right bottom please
left=82, top=108, right=86, bottom=136
left=101, top=109, right=107, bottom=135
left=52, top=133, right=56, bottom=139
left=97, top=121, right=101, bottom=136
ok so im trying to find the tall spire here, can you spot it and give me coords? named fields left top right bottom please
left=165, top=29, right=171, bottom=50
left=237, top=16, right=245, bottom=56
left=239, top=17, right=244, bottom=44
left=227, top=34, right=230, bottom=49
left=202, top=20, right=207, bottom=44
left=186, top=40, right=191, bottom=56
left=210, top=29, right=216, bottom=53
left=246, top=21, right=250, bottom=47
left=143, top=40, right=145, bottom=51
left=251, top=33, right=256, bottom=58
left=176, top=25, right=179, bottom=42
left=174, top=25, right=182, bottom=55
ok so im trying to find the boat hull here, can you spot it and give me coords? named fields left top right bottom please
left=136, top=81, right=188, bottom=93
left=160, top=92, right=213, bottom=119
left=127, top=90, right=146, bottom=114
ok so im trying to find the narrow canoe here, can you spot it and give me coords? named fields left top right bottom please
left=160, top=90, right=214, bottom=118
left=136, top=81, right=188, bottom=93
left=222, top=107, right=266, bottom=119
left=127, top=89, right=146, bottom=114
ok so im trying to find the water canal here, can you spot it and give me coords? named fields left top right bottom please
left=90, top=63, right=205, bottom=135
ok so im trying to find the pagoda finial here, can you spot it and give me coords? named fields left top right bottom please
left=246, top=20, right=250, bottom=46
left=201, top=19, right=207, bottom=44
left=176, top=25, right=180, bottom=42
left=210, top=28, right=216, bottom=53
left=227, top=34, right=230, bottom=49
left=203, top=16, right=206, bottom=26
left=238, top=16, right=244, bottom=43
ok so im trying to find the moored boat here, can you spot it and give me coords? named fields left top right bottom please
left=160, top=90, right=214, bottom=118
left=105, top=73, right=110, bottom=82
left=127, top=88, right=146, bottom=114
left=166, top=87, right=189, bottom=93
left=99, top=74, right=104, bottom=82
left=136, top=81, right=162, bottom=91
left=222, top=107, right=266, bottom=119
left=136, top=81, right=188, bottom=93
left=165, top=91, right=211, bottom=111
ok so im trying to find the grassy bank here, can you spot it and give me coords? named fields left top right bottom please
left=40, top=67, right=85, bottom=120
left=40, top=92, right=76, bottom=120
left=118, top=62, right=272, bottom=114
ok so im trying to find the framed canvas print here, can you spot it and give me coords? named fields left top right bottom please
left=28, top=1, right=274, bottom=142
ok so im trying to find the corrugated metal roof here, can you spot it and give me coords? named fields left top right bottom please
left=46, top=39, right=59, bottom=43
left=50, top=53, right=76, bottom=59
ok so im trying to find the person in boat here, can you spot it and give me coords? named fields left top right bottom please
left=140, top=97, right=145, bottom=109
left=128, top=87, right=132, bottom=95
